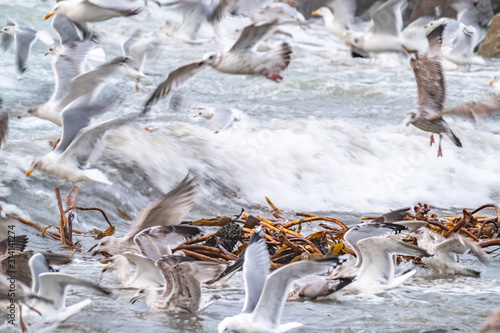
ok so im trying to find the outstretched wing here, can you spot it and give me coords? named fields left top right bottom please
left=228, top=20, right=278, bottom=53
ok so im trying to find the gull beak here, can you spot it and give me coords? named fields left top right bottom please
left=101, top=265, right=109, bottom=273
left=159, top=24, right=165, bottom=30
left=490, top=80, right=494, bottom=86
left=311, top=10, right=319, bottom=16
left=18, top=111, right=28, bottom=119
left=44, top=12, right=54, bottom=20
left=44, top=51, right=50, bottom=56
left=25, top=167, right=34, bottom=178
left=339, top=33, right=346, bottom=40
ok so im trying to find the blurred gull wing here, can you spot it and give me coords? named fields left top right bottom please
left=0, top=112, right=8, bottom=148
left=242, top=227, right=269, bottom=314
left=344, top=222, right=409, bottom=267
left=87, top=0, right=143, bottom=12
left=204, top=108, right=235, bottom=132
left=372, top=207, right=411, bottom=223
left=231, top=0, right=273, bottom=16
left=58, top=56, right=129, bottom=111
left=123, top=252, right=164, bottom=288
left=251, top=257, right=345, bottom=328
left=14, top=23, right=37, bottom=73
left=441, top=98, right=500, bottom=119
left=58, top=112, right=138, bottom=168
left=29, top=253, right=50, bottom=293
left=356, top=237, right=430, bottom=286
left=37, top=272, right=112, bottom=310
left=228, top=20, right=278, bottom=53
left=0, top=234, right=28, bottom=256
left=410, top=54, right=445, bottom=115
left=437, top=234, right=489, bottom=264
left=329, top=0, right=357, bottom=32
left=142, top=59, right=208, bottom=115
left=50, top=40, right=93, bottom=103
left=426, top=21, right=445, bottom=59
left=52, top=15, right=83, bottom=45
left=124, top=174, right=197, bottom=240
left=368, top=0, right=404, bottom=36
left=133, top=225, right=202, bottom=260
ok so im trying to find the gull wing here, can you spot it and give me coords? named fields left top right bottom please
left=228, top=20, right=278, bottom=53
left=142, top=59, right=207, bottom=115
left=50, top=40, right=93, bottom=103
left=58, top=56, right=129, bottom=111
left=356, top=237, right=429, bottom=285
left=241, top=227, right=270, bottom=314
left=436, top=234, right=489, bottom=264
left=329, top=0, right=357, bottom=33
left=133, top=225, right=202, bottom=260
left=15, top=23, right=37, bottom=73
left=123, top=252, right=164, bottom=287
left=52, top=15, right=84, bottom=45
left=368, top=0, right=404, bottom=37
left=28, top=253, right=50, bottom=293
left=58, top=112, right=137, bottom=168
left=0, top=112, right=8, bottom=148
left=410, top=55, right=445, bottom=114
left=251, top=257, right=345, bottom=327
left=124, top=174, right=197, bottom=240
left=0, top=234, right=28, bottom=255
left=37, top=272, right=111, bottom=310
left=440, top=98, right=500, bottom=119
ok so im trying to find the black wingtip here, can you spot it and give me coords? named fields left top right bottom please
left=426, top=21, right=446, bottom=44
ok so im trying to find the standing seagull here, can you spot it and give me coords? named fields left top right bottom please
left=405, top=23, right=463, bottom=157
left=0, top=20, right=38, bottom=73
left=142, top=20, right=291, bottom=114
left=218, top=227, right=346, bottom=333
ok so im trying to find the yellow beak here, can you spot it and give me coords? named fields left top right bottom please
left=25, top=168, right=34, bottom=177
left=44, top=12, right=54, bottom=20
left=311, top=10, right=319, bottom=16
left=44, top=51, right=50, bottom=56
left=490, top=80, right=494, bottom=86
left=159, top=24, right=164, bottom=30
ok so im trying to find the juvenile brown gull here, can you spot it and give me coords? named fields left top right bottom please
left=405, top=23, right=463, bottom=157
left=218, top=226, right=347, bottom=332
left=142, top=20, right=291, bottom=114
left=129, top=255, right=228, bottom=313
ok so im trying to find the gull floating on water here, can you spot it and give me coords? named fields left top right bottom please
left=93, top=174, right=197, bottom=256
left=405, top=22, right=463, bottom=157
left=412, top=228, right=489, bottom=277
left=142, top=19, right=292, bottom=114
left=218, top=226, right=346, bottom=332
left=130, top=254, right=229, bottom=313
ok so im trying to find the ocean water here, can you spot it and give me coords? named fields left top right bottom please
left=1, top=0, right=500, bottom=332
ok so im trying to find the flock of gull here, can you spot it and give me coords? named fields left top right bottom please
left=1, top=0, right=500, bottom=332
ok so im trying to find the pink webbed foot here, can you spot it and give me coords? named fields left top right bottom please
left=266, top=72, right=283, bottom=83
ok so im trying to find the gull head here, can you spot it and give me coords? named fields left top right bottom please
left=405, top=110, right=419, bottom=126
left=18, top=105, right=41, bottom=119
left=26, top=158, right=42, bottom=178
left=129, top=287, right=151, bottom=304
left=0, top=25, right=16, bottom=36
left=202, top=52, right=221, bottom=67
left=93, top=235, right=118, bottom=256
left=489, top=73, right=500, bottom=92
left=45, top=45, right=58, bottom=56
left=311, top=7, right=331, bottom=18
left=343, top=31, right=363, bottom=48
left=45, top=3, right=66, bottom=20
left=101, top=254, right=127, bottom=273
left=194, top=109, right=214, bottom=120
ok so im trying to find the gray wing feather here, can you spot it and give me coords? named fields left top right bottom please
left=410, top=55, right=445, bottom=114
left=242, top=227, right=269, bottom=313
left=15, top=25, right=37, bottom=73
left=0, top=112, right=8, bottom=147
left=251, top=257, right=344, bottom=327
left=142, top=59, right=207, bottom=115
left=369, top=0, right=404, bottom=36
left=52, top=15, right=83, bottom=45
left=229, top=20, right=278, bottom=53
left=37, top=272, right=111, bottom=309
left=125, top=175, right=197, bottom=240
left=133, top=225, right=202, bottom=260
left=440, top=98, right=500, bottom=119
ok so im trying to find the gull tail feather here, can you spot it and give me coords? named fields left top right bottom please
left=84, top=169, right=112, bottom=184
left=446, top=128, right=462, bottom=148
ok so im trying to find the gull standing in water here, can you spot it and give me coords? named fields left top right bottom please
left=142, top=20, right=291, bottom=114
left=218, top=227, right=347, bottom=332
left=0, top=20, right=38, bottom=73
left=129, top=255, right=228, bottom=313
left=92, top=175, right=197, bottom=256
left=405, top=23, right=463, bottom=157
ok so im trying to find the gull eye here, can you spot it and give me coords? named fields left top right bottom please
left=209, top=55, right=214, bottom=60
left=354, top=38, right=359, bottom=43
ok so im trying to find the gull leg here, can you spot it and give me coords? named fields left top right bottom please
left=51, top=137, right=61, bottom=150
left=19, top=304, right=27, bottom=333
left=135, top=77, right=141, bottom=91
left=437, top=134, right=443, bottom=157
left=266, top=72, right=283, bottom=83
left=66, top=184, right=79, bottom=207
left=70, top=187, right=80, bottom=210
left=430, top=134, right=435, bottom=146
